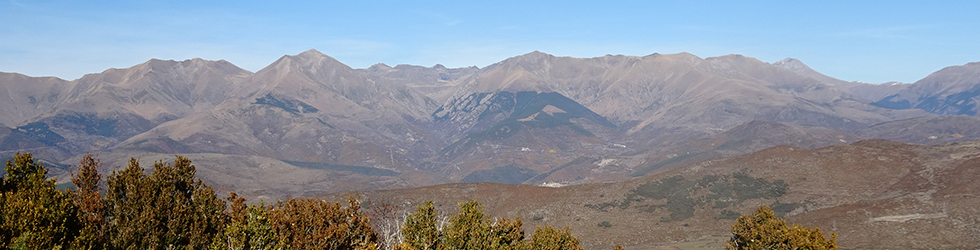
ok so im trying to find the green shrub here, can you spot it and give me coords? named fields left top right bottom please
left=618, top=171, right=789, bottom=221
left=400, top=199, right=582, bottom=250
left=727, top=206, right=837, bottom=250
left=0, top=152, right=79, bottom=249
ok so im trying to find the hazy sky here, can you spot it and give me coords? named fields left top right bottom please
left=2, top=1, right=978, bottom=83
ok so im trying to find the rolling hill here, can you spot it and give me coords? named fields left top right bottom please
left=330, top=139, right=980, bottom=249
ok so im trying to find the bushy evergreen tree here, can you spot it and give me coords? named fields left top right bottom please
left=70, top=155, right=109, bottom=250
left=488, top=217, right=524, bottom=250
left=210, top=192, right=281, bottom=250
left=267, top=195, right=377, bottom=250
left=2, top=152, right=387, bottom=249
left=524, top=225, right=581, bottom=250
left=727, top=205, right=837, bottom=250
left=105, top=157, right=226, bottom=249
left=0, top=152, right=586, bottom=250
left=398, top=199, right=581, bottom=250
left=401, top=201, right=439, bottom=250
left=0, top=152, right=79, bottom=249
left=443, top=200, right=492, bottom=250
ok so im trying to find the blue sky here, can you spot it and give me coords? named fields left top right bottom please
left=1, top=1, right=978, bottom=83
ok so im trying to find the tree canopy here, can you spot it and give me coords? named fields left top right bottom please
left=0, top=152, right=592, bottom=250
left=0, top=152, right=78, bottom=249
left=727, top=205, right=837, bottom=250
left=398, top=199, right=581, bottom=250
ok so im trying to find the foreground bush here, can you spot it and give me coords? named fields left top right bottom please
left=0, top=153, right=380, bottom=250
left=0, top=152, right=78, bottom=249
left=267, top=196, right=378, bottom=249
left=1, top=152, right=589, bottom=250
left=727, top=205, right=837, bottom=250
left=398, top=200, right=582, bottom=250
left=210, top=192, right=280, bottom=250
left=105, top=157, right=226, bottom=249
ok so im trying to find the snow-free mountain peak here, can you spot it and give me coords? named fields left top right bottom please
left=770, top=57, right=914, bottom=102
left=770, top=57, right=849, bottom=85
left=772, top=57, right=809, bottom=72
left=296, top=48, right=327, bottom=58
left=268, top=49, right=348, bottom=73
left=365, top=63, right=393, bottom=72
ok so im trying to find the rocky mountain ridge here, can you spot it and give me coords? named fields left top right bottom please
left=1, top=50, right=979, bottom=199
left=771, top=57, right=911, bottom=102
left=874, top=62, right=980, bottom=115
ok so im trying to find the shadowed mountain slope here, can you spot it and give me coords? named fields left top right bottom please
left=428, top=91, right=626, bottom=182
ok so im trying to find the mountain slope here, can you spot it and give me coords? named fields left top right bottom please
left=874, top=61, right=980, bottom=115
left=857, top=115, right=980, bottom=144
left=445, top=52, right=913, bottom=135
left=116, top=50, right=448, bottom=187
left=3, top=49, right=978, bottom=200
left=429, top=52, right=928, bottom=179
left=0, top=72, right=71, bottom=127
left=428, top=91, right=626, bottom=182
left=232, top=50, right=437, bottom=121
left=358, top=63, right=479, bottom=103
left=0, top=59, right=253, bottom=159
left=58, top=58, right=252, bottom=122
left=420, top=51, right=932, bottom=187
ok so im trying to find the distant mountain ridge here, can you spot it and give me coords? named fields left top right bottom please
left=118, top=49, right=443, bottom=169
left=1, top=50, right=978, bottom=198
left=772, top=57, right=910, bottom=102
left=359, top=62, right=479, bottom=103
left=0, top=58, right=252, bottom=162
left=873, top=62, right=980, bottom=115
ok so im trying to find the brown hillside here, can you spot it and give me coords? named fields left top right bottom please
left=328, top=140, right=980, bottom=249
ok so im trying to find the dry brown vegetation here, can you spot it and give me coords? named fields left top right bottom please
left=330, top=139, right=980, bottom=249
left=6, top=138, right=978, bottom=249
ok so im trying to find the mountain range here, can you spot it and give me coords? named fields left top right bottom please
left=2, top=49, right=979, bottom=199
